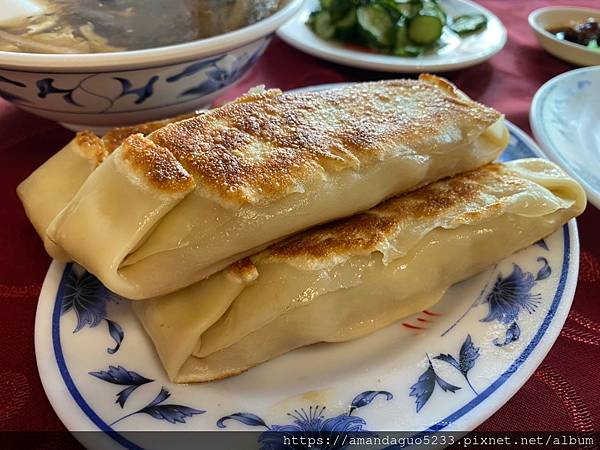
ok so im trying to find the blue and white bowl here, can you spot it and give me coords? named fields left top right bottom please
left=0, top=0, right=302, bottom=131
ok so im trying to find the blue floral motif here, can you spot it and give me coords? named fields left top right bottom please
left=577, top=80, right=591, bottom=90
left=480, top=259, right=551, bottom=347
left=166, top=56, right=225, bottom=83
left=409, top=356, right=461, bottom=413
left=217, top=390, right=392, bottom=449
left=36, top=78, right=82, bottom=106
left=219, top=412, right=267, bottom=428
left=434, top=335, right=480, bottom=395
left=442, top=253, right=553, bottom=340
left=348, top=391, right=393, bottom=413
left=110, top=387, right=204, bottom=426
left=535, top=257, right=551, bottom=281
left=441, top=264, right=499, bottom=337
left=178, top=74, right=225, bottom=97
left=420, top=249, right=554, bottom=410
left=481, top=263, right=539, bottom=324
left=106, top=319, right=124, bottom=354
left=498, top=133, right=536, bottom=161
left=411, top=336, right=481, bottom=413
left=89, top=365, right=153, bottom=408
left=3, top=40, right=267, bottom=113
left=61, top=267, right=124, bottom=354
left=0, top=89, right=30, bottom=103
left=178, top=48, right=264, bottom=98
left=0, top=75, right=26, bottom=87
left=113, top=76, right=159, bottom=104
left=0, top=75, right=28, bottom=103
left=535, top=239, right=549, bottom=251
left=493, top=321, right=521, bottom=347
left=62, top=269, right=110, bottom=330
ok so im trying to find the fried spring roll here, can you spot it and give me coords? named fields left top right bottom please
left=132, top=159, right=586, bottom=382
left=19, top=75, right=508, bottom=299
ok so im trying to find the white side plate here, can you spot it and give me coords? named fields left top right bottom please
left=531, top=66, right=600, bottom=209
left=277, top=0, right=506, bottom=73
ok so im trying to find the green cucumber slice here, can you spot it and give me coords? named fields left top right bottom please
left=334, top=8, right=357, bottom=40
left=408, top=11, right=443, bottom=45
left=450, top=14, right=488, bottom=35
left=357, top=4, right=394, bottom=48
left=329, top=0, right=354, bottom=21
left=310, top=10, right=336, bottom=40
left=394, top=16, right=423, bottom=56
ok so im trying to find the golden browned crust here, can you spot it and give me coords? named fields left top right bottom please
left=419, top=73, right=469, bottom=100
left=255, top=163, right=524, bottom=262
left=73, top=112, right=203, bottom=166
left=146, top=75, right=502, bottom=205
left=74, top=130, right=108, bottom=164
left=226, top=258, right=259, bottom=283
left=102, top=112, right=200, bottom=154
left=121, top=134, right=195, bottom=193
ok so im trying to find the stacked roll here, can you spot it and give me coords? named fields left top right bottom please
left=17, top=75, right=586, bottom=382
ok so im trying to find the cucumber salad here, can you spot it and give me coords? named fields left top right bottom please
left=307, top=0, right=488, bottom=56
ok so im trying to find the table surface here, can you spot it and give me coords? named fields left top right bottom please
left=0, top=0, right=598, bottom=445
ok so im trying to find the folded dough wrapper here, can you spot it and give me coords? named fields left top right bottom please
left=18, top=75, right=509, bottom=299
left=131, top=158, right=586, bottom=383
left=17, top=114, right=199, bottom=260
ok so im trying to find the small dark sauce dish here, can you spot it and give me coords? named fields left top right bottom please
left=547, top=17, right=599, bottom=48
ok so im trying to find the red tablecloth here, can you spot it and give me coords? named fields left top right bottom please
left=1, top=0, right=598, bottom=445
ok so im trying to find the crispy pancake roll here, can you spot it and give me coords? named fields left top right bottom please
left=17, top=113, right=200, bottom=260
left=132, top=159, right=586, bottom=382
left=18, top=75, right=509, bottom=299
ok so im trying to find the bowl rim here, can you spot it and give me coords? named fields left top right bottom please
left=0, top=0, right=303, bottom=71
left=528, top=6, right=600, bottom=55
left=530, top=65, right=600, bottom=208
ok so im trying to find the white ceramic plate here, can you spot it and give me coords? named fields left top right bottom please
left=531, top=66, right=600, bottom=209
left=35, top=109, right=579, bottom=449
left=277, top=0, right=506, bottom=73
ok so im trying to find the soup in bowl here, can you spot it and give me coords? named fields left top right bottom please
left=0, top=0, right=302, bottom=130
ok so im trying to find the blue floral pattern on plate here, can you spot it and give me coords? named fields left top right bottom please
left=435, top=334, right=481, bottom=395
left=410, top=355, right=462, bottom=413
left=482, top=258, right=551, bottom=347
left=218, top=391, right=392, bottom=450
left=89, top=365, right=153, bottom=408
left=441, top=251, right=551, bottom=344
left=60, top=266, right=204, bottom=426
left=61, top=266, right=124, bottom=354
left=109, top=387, right=204, bottom=426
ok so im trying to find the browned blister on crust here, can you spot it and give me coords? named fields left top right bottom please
left=120, top=134, right=195, bottom=193
left=74, top=130, right=108, bottom=165
left=102, top=113, right=200, bottom=154
left=226, top=258, right=259, bottom=284
left=418, top=73, right=469, bottom=99
left=147, top=75, right=502, bottom=205
left=255, top=163, right=529, bottom=265
left=73, top=112, right=203, bottom=166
